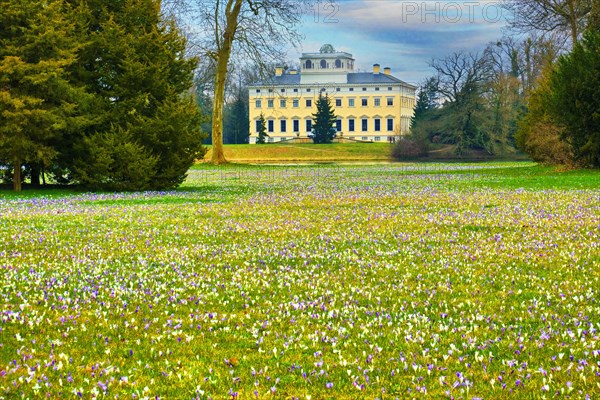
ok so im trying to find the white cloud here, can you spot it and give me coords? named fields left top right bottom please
left=289, top=0, right=507, bottom=83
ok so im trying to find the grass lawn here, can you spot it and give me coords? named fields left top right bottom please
left=202, top=142, right=530, bottom=163
left=202, top=142, right=394, bottom=162
left=1, top=163, right=599, bottom=398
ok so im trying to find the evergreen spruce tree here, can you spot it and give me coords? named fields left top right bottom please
left=256, top=113, right=268, bottom=144
left=548, top=30, right=600, bottom=167
left=411, top=77, right=439, bottom=130
left=311, top=94, right=337, bottom=144
left=0, top=0, right=83, bottom=191
left=224, top=96, right=249, bottom=144
left=54, top=0, right=205, bottom=190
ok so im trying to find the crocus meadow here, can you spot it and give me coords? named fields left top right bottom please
left=1, top=163, right=598, bottom=399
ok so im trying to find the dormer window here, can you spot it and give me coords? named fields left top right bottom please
left=320, top=59, right=327, bottom=69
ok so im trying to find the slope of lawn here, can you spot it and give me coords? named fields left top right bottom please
left=202, top=142, right=394, bottom=162
left=202, top=142, right=530, bottom=163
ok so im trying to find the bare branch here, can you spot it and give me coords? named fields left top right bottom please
left=163, top=0, right=312, bottom=163
left=502, top=0, right=592, bottom=45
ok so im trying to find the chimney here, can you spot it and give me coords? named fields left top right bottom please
left=384, top=67, right=391, bottom=75
left=289, top=69, right=298, bottom=75
left=275, top=66, right=283, bottom=77
left=373, top=64, right=381, bottom=74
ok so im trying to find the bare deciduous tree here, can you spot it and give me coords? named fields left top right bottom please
left=429, top=51, right=496, bottom=153
left=430, top=51, right=493, bottom=105
left=166, top=0, right=310, bottom=164
left=503, top=0, right=592, bottom=45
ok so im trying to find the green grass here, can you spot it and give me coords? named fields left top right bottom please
left=201, top=142, right=531, bottom=163
left=1, top=162, right=599, bottom=399
left=203, top=142, right=395, bottom=162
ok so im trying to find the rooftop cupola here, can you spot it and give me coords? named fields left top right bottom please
left=299, top=44, right=355, bottom=84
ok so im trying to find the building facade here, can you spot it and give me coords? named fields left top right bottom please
left=248, top=44, right=417, bottom=143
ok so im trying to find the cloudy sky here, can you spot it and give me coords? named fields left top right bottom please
left=289, top=0, right=509, bottom=85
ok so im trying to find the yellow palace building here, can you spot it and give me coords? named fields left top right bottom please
left=248, top=44, right=417, bottom=143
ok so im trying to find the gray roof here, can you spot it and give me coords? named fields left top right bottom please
left=256, top=74, right=301, bottom=86
left=252, top=72, right=414, bottom=88
left=347, top=72, right=411, bottom=86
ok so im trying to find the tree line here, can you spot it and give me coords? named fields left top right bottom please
left=396, top=0, right=600, bottom=167
left=3, top=0, right=598, bottom=194
left=0, top=0, right=206, bottom=191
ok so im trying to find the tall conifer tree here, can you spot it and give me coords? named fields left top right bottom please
left=311, top=94, right=337, bottom=144
left=549, top=30, right=600, bottom=167
left=54, top=0, right=206, bottom=190
left=256, top=113, right=268, bottom=144
left=0, top=0, right=82, bottom=191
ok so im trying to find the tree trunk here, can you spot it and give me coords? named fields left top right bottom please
left=567, top=0, right=579, bottom=45
left=210, top=0, right=243, bottom=165
left=13, top=158, right=22, bottom=192
left=524, top=39, right=532, bottom=93
left=590, top=0, right=600, bottom=31
left=30, top=165, right=41, bottom=187
left=211, top=58, right=228, bottom=164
